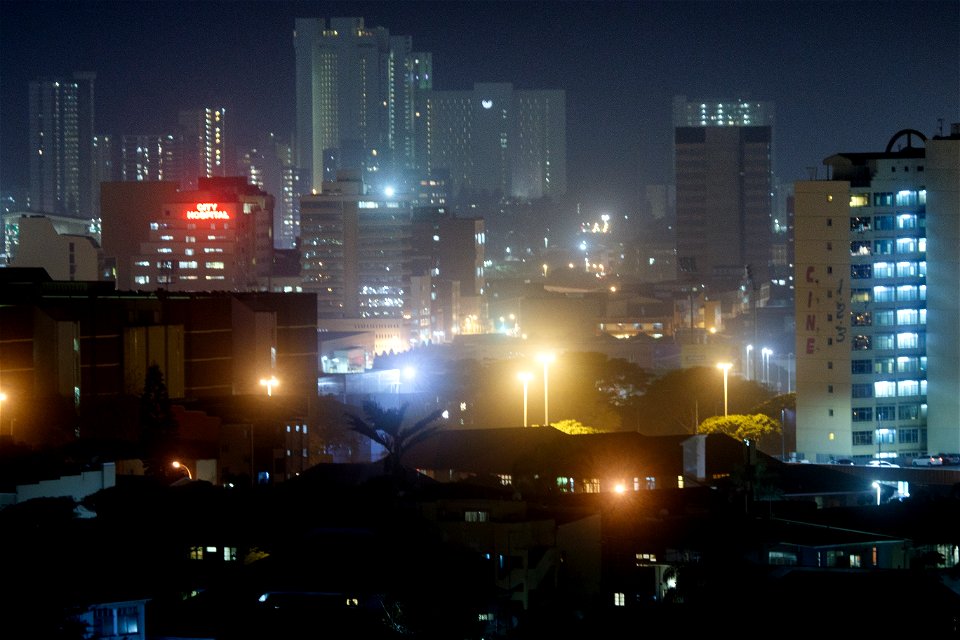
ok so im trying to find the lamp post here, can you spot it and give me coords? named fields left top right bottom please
left=259, top=375, right=279, bottom=397
left=716, top=362, right=733, bottom=416
left=745, top=345, right=753, bottom=381
left=537, top=352, right=556, bottom=426
left=171, top=460, right=192, bottom=480
left=761, top=348, right=773, bottom=385
left=876, top=426, right=890, bottom=461
left=786, top=353, right=794, bottom=393
left=517, top=372, right=533, bottom=427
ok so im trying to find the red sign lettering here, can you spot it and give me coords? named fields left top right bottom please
left=184, top=202, right=230, bottom=220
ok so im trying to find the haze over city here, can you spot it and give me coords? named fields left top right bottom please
left=2, top=0, right=957, bottom=215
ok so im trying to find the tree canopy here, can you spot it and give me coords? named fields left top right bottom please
left=345, top=401, right=444, bottom=478
left=697, top=413, right=781, bottom=444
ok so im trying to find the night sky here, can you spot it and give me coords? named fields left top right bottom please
left=1, top=0, right=957, bottom=215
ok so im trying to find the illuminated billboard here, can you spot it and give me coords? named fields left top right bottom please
left=182, top=202, right=234, bottom=220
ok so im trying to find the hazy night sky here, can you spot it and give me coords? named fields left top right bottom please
left=1, top=0, right=957, bottom=215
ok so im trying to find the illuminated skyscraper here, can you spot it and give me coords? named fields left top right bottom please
left=673, top=95, right=774, bottom=291
left=178, top=107, right=227, bottom=191
left=120, top=134, right=181, bottom=184
left=415, top=83, right=566, bottom=201
left=238, top=133, right=301, bottom=250
left=294, top=17, right=431, bottom=191
left=794, top=125, right=960, bottom=463
left=28, top=72, right=97, bottom=217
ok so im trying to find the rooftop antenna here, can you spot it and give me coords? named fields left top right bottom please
left=938, top=118, right=944, bottom=136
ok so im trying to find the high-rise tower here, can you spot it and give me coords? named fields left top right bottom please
left=794, top=126, right=960, bottom=463
left=28, top=72, right=97, bottom=217
left=672, top=95, right=774, bottom=291
left=294, top=17, right=431, bottom=192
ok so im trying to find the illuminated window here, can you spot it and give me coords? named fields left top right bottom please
left=497, top=474, right=512, bottom=486
left=190, top=546, right=203, bottom=560
left=849, top=554, right=862, bottom=568
left=635, top=553, right=657, bottom=564
left=134, top=276, right=150, bottom=285
left=223, top=546, right=237, bottom=561
left=205, top=261, right=225, bottom=269
left=768, top=551, right=798, bottom=566
left=875, top=381, right=897, bottom=398
left=178, top=261, right=197, bottom=269
left=583, top=478, right=600, bottom=493
left=464, top=510, right=489, bottom=523
left=614, top=592, right=625, bottom=607
left=849, top=194, right=869, bottom=207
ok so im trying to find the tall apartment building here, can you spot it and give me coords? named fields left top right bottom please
left=28, top=72, right=97, bottom=217
left=300, top=170, right=411, bottom=319
left=672, top=95, right=774, bottom=291
left=120, top=134, right=181, bottom=184
left=294, top=17, right=431, bottom=191
left=238, top=133, right=301, bottom=250
left=794, top=126, right=960, bottom=463
left=415, top=83, right=566, bottom=201
left=178, top=107, right=227, bottom=191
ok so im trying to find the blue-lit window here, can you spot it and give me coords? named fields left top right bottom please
left=874, top=358, right=895, bottom=374
left=897, top=333, right=919, bottom=349
left=874, top=239, right=894, bottom=255
left=897, top=357, right=920, bottom=373
left=896, top=285, right=918, bottom=301
left=896, top=237, right=917, bottom=253
left=874, top=215, right=895, bottom=230
left=873, top=192, right=894, bottom=207
left=873, top=334, right=895, bottom=350
left=897, top=309, right=919, bottom=325
left=872, top=262, right=894, bottom=278
left=873, top=286, right=894, bottom=302
left=875, top=381, right=897, bottom=398
left=897, top=213, right=917, bottom=229
left=876, top=429, right=895, bottom=445
left=898, top=380, right=922, bottom=397
left=896, top=262, right=918, bottom=277
left=896, top=191, right=918, bottom=207
left=874, top=310, right=895, bottom=326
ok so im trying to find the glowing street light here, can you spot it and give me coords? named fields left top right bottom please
left=761, top=348, right=773, bottom=385
left=259, top=375, right=279, bottom=396
left=517, top=372, right=533, bottom=427
left=745, top=344, right=753, bottom=381
left=171, top=460, right=192, bottom=480
left=537, top=352, right=556, bottom=426
left=716, top=362, right=733, bottom=416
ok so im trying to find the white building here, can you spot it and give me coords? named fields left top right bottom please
left=794, top=126, right=960, bottom=463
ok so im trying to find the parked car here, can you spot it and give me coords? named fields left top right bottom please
left=912, top=454, right=944, bottom=466
left=868, top=460, right=900, bottom=468
left=938, top=453, right=960, bottom=465
left=833, top=458, right=856, bottom=465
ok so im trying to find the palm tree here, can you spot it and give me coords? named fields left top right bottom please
left=345, top=401, right=444, bottom=479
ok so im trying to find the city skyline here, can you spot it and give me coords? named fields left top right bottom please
left=1, top=0, right=958, bottom=215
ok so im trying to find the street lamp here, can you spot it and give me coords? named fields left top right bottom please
left=761, top=348, right=773, bottom=385
left=171, top=460, right=192, bottom=480
left=745, top=345, right=753, bottom=381
left=537, top=352, right=556, bottom=426
left=876, top=427, right=891, bottom=461
left=259, top=375, right=279, bottom=397
left=517, top=372, right=533, bottom=427
left=716, top=362, right=733, bottom=416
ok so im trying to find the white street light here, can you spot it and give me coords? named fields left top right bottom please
left=717, top=362, right=733, bottom=416
left=537, top=352, right=556, bottom=426
left=761, top=348, right=773, bottom=385
left=517, top=372, right=533, bottom=427
left=745, top=345, right=753, bottom=381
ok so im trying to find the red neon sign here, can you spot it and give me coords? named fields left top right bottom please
left=184, top=202, right=230, bottom=220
